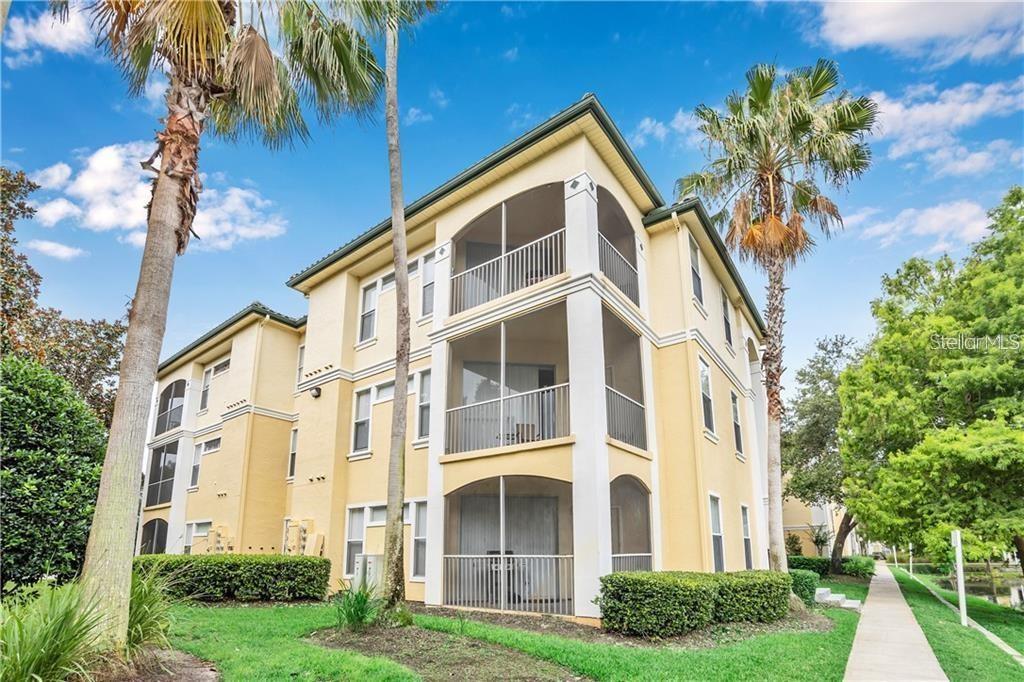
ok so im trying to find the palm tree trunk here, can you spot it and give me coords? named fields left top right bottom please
left=381, top=16, right=410, bottom=608
left=80, top=75, right=204, bottom=651
left=763, top=257, right=788, bottom=571
left=829, top=511, right=856, bottom=574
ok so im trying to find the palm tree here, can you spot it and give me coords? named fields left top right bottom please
left=679, top=60, right=877, bottom=571
left=71, top=0, right=385, bottom=651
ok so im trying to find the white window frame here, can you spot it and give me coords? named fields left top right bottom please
left=699, top=356, right=716, bottom=435
left=374, top=380, right=395, bottom=404
left=344, top=506, right=366, bottom=577
left=721, top=285, right=733, bottom=347
left=415, top=370, right=431, bottom=441
left=190, top=443, right=203, bottom=489
left=367, top=505, right=388, bottom=526
left=741, top=504, right=753, bottom=570
left=381, top=271, right=396, bottom=291
left=351, top=388, right=372, bottom=455
left=689, top=236, right=704, bottom=306
left=709, top=493, right=725, bottom=572
left=199, top=368, right=212, bottom=411
left=287, top=428, right=298, bottom=480
left=184, top=519, right=212, bottom=555
left=731, top=391, right=743, bottom=456
left=358, top=282, right=378, bottom=344
left=212, top=357, right=230, bottom=376
left=295, top=345, right=305, bottom=387
left=411, top=500, right=427, bottom=580
left=421, top=251, right=435, bottom=318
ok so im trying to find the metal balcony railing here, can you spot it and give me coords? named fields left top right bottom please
left=598, top=233, right=639, bottom=306
left=450, top=229, right=566, bottom=314
left=443, top=554, right=574, bottom=615
left=445, top=383, right=570, bottom=454
left=606, top=386, right=647, bottom=450
left=612, top=553, right=653, bottom=572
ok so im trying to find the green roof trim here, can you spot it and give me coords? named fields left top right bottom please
left=158, top=302, right=304, bottom=373
left=285, top=93, right=664, bottom=289
left=643, top=198, right=766, bottom=335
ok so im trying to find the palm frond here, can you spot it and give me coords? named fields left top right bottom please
left=130, top=0, right=230, bottom=83
left=223, top=25, right=280, bottom=127
left=745, top=63, right=777, bottom=113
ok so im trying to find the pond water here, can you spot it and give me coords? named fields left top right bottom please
left=937, top=571, right=1024, bottom=608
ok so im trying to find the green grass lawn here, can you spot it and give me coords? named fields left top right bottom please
left=169, top=604, right=415, bottom=681
left=909, top=570, right=1024, bottom=654
left=170, top=603, right=861, bottom=682
left=890, top=568, right=1024, bottom=681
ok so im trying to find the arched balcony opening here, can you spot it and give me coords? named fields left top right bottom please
left=603, top=307, right=647, bottom=450
left=443, top=475, right=574, bottom=615
left=597, top=187, right=640, bottom=306
left=154, top=379, right=186, bottom=435
left=610, top=475, right=652, bottom=572
left=140, top=518, right=168, bottom=555
left=450, top=184, right=566, bottom=314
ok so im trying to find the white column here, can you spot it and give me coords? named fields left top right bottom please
left=635, top=234, right=651, bottom=317
left=640, top=337, right=664, bottom=570
left=564, top=170, right=612, bottom=617
left=165, top=433, right=195, bottom=553
left=424, top=240, right=452, bottom=605
left=747, top=360, right=770, bottom=569
left=564, top=171, right=599, bottom=276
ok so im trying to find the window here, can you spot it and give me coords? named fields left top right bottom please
left=408, top=259, right=419, bottom=276
left=412, top=501, right=427, bottom=578
left=184, top=521, right=211, bottom=555
left=709, top=495, right=724, bottom=572
left=375, top=381, right=395, bottom=402
left=731, top=392, right=743, bottom=455
left=199, top=368, right=212, bottom=410
left=689, top=237, right=703, bottom=305
left=287, top=428, right=298, bottom=479
left=699, top=358, right=715, bottom=433
left=403, top=502, right=411, bottom=523
left=146, top=441, right=178, bottom=506
left=741, top=505, right=753, bottom=570
left=721, top=286, right=733, bottom=346
left=140, top=519, right=167, bottom=554
left=190, top=444, right=202, bottom=488
left=296, top=345, right=305, bottom=386
left=213, top=358, right=230, bottom=375
left=368, top=505, right=387, bottom=525
left=381, top=272, right=396, bottom=291
left=345, top=507, right=366, bottom=575
left=421, top=252, right=435, bottom=316
left=359, top=283, right=377, bottom=342
left=417, top=370, right=431, bottom=439
left=352, top=389, right=371, bottom=452
left=154, top=380, right=185, bottom=435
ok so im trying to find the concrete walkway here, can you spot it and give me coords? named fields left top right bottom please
left=844, top=562, right=947, bottom=681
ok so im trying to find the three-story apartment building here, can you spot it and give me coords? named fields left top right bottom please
left=137, top=94, right=771, bottom=620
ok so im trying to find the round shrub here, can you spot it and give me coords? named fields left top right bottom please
left=789, top=568, right=819, bottom=606
left=0, top=355, right=105, bottom=585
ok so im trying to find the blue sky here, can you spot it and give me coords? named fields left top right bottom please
left=3, top=1, right=1022, bottom=387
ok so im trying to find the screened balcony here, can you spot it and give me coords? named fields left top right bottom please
left=450, top=184, right=566, bottom=314
left=445, top=303, right=570, bottom=454
left=443, top=476, right=574, bottom=615
left=597, top=187, right=640, bottom=307
left=610, top=475, right=652, bottom=572
left=603, top=307, right=647, bottom=450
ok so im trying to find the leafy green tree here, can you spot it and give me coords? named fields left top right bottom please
left=783, top=335, right=859, bottom=572
left=680, top=60, right=877, bottom=570
left=841, top=186, right=1024, bottom=569
left=1, top=355, right=105, bottom=585
left=1, top=166, right=126, bottom=425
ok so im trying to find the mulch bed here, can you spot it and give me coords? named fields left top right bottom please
left=93, top=648, right=219, bottom=681
left=407, top=602, right=834, bottom=649
left=315, top=626, right=582, bottom=681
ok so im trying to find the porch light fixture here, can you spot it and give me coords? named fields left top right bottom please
left=309, top=386, right=322, bottom=398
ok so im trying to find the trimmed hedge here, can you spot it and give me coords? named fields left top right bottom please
left=840, top=555, right=876, bottom=578
left=787, top=556, right=830, bottom=577
left=133, top=554, right=330, bottom=601
left=599, top=570, right=792, bottom=638
left=789, top=568, right=819, bottom=606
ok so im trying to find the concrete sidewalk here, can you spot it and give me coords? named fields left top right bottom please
left=844, top=562, right=947, bottom=681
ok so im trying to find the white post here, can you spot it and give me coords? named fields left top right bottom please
left=892, top=545, right=899, bottom=568
left=909, top=542, right=914, bottom=575
left=952, top=529, right=968, bottom=627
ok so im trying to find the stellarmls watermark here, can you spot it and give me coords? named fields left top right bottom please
left=930, top=333, right=1022, bottom=351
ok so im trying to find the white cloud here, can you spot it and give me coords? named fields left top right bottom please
left=630, top=109, right=704, bottom=150
left=817, top=1, right=1023, bottom=67
left=629, top=117, right=669, bottom=149
left=403, top=107, right=433, bottom=126
left=871, top=77, right=1024, bottom=159
left=505, top=103, right=535, bottom=131
left=860, top=200, right=989, bottom=252
left=842, top=207, right=882, bottom=229
left=25, top=239, right=87, bottom=261
left=30, top=162, right=73, bottom=190
left=502, top=47, right=519, bottom=62
left=143, top=72, right=169, bottom=111
left=924, top=139, right=1022, bottom=178
left=35, top=198, right=82, bottom=226
left=429, top=87, right=449, bottom=109
left=3, top=6, right=92, bottom=66
left=32, top=141, right=287, bottom=251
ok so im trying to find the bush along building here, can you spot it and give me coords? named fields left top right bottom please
left=137, top=94, right=772, bottom=621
